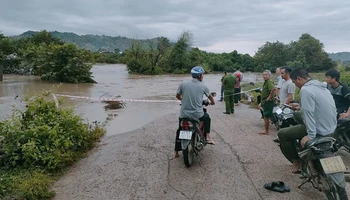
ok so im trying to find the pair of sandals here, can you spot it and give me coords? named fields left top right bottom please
left=264, top=181, right=290, bottom=193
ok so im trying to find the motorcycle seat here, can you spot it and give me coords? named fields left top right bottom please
left=337, top=119, right=350, bottom=125
left=304, top=137, right=335, bottom=149
left=179, top=117, right=200, bottom=124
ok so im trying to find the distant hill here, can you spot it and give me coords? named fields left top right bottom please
left=10, top=30, right=172, bottom=52
left=328, top=52, right=350, bottom=64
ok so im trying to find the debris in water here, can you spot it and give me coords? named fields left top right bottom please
left=103, top=101, right=126, bottom=110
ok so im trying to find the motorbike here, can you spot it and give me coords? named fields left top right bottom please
left=175, top=92, right=216, bottom=168
left=255, top=88, right=297, bottom=130
left=296, top=137, right=348, bottom=200
left=272, top=103, right=299, bottom=130
left=281, top=104, right=348, bottom=200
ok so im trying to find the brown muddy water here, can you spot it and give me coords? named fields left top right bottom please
left=0, top=64, right=263, bottom=136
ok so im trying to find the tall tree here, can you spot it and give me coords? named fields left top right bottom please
left=292, top=33, right=335, bottom=71
left=253, top=41, right=290, bottom=71
left=167, top=31, right=193, bottom=73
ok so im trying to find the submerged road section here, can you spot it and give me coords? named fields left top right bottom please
left=52, top=102, right=350, bottom=200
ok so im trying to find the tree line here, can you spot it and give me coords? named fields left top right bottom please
left=1, top=30, right=348, bottom=82
left=123, top=32, right=340, bottom=74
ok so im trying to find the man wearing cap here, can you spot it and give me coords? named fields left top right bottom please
left=174, top=66, right=216, bottom=157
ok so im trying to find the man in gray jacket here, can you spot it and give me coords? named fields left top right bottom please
left=278, top=68, right=337, bottom=173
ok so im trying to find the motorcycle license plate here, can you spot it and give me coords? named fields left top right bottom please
left=320, top=156, right=347, bottom=174
left=275, top=108, right=283, bottom=115
left=179, top=130, right=192, bottom=140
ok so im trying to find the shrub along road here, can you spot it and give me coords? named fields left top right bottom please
left=52, top=102, right=350, bottom=200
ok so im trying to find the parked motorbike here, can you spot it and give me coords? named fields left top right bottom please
left=272, top=103, right=299, bottom=130
left=333, top=117, right=350, bottom=153
left=280, top=104, right=348, bottom=199
left=255, top=89, right=297, bottom=130
left=175, top=92, right=216, bottom=168
left=296, top=137, right=348, bottom=200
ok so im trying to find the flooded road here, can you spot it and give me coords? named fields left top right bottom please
left=0, top=64, right=262, bottom=136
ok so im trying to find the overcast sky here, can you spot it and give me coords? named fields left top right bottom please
left=1, top=0, right=349, bottom=55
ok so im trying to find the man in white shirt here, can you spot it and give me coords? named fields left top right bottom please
left=273, top=67, right=296, bottom=144
left=279, top=67, right=296, bottom=104
left=276, top=67, right=285, bottom=101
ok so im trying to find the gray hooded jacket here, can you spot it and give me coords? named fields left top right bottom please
left=300, top=79, right=337, bottom=139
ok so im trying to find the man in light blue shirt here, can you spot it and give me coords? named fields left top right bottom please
left=276, top=67, right=285, bottom=101
left=278, top=68, right=337, bottom=173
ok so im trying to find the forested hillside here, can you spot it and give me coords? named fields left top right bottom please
left=329, top=52, right=350, bottom=64
left=10, top=30, right=168, bottom=52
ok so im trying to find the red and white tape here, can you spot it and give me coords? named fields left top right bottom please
left=54, top=94, right=180, bottom=103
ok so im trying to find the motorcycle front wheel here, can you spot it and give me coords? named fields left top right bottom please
left=325, top=177, right=348, bottom=200
left=183, top=137, right=195, bottom=168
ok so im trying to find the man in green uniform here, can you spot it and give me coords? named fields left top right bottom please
left=259, top=70, right=275, bottom=135
left=223, top=73, right=236, bottom=114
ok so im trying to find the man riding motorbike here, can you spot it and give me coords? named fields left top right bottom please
left=278, top=68, right=337, bottom=173
left=174, top=66, right=215, bottom=157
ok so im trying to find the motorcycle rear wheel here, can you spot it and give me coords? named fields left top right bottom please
left=325, top=177, right=348, bottom=200
left=183, top=138, right=194, bottom=168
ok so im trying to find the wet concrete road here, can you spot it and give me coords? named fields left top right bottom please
left=52, top=102, right=350, bottom=200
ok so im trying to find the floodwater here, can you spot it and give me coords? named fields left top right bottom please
left=0, top=64, right=262, bottom=136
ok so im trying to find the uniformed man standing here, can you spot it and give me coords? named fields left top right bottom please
left=223, top=73, right=236, bottom=114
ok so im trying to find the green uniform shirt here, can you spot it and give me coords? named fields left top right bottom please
left=223, top=75, right=236, bottom=90
left=261, top=79, right=274, bottom=104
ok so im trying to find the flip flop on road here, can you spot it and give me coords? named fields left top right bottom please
left=264, top=181, right=290, bottom=193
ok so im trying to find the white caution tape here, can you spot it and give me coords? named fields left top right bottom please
left=54, top=88, right=261, bottom=104
left=55, top=94, right=180, bottom=103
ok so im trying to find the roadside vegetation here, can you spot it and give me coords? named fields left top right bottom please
left=0, top=91, right=106, bottom=199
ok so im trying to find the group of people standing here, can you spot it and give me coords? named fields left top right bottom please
left=259, top=67, right=296, bottom=135
left=219, top=71, right=243, bottom=114
left=259, top=67, right=350, bottom=173
left=174, top=65, right=350, bottom=172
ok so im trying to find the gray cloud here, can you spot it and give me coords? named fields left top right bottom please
left=1, top=0, right=349, bottom=55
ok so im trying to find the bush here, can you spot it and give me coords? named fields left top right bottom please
left=0, top=93, right=104, bottom=170
left=18, top=171, right=54, bottom=200
left=0, top=92, right=105, bottom=199
left=340, top=72, right=350, bottom=86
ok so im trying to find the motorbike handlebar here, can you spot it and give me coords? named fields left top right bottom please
left=282, top=103, right=296, bottom=110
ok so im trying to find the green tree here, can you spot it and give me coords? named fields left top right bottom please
left=147, top=37, right=170, bottom=72
left=167, top=31, right=192, bottom=73
left=240, top=54, right=255, bottom=71
left=292, top=33, right=335, bottom=71
left=28, top=30, right=64, bottom=46
left=253, top=41, right=290, bottom=71
left=29, top=43, right=95, bottom=83
left=125, top=41, right=147, bottom=73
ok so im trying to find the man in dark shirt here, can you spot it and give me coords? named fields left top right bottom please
left=325, top=69, right=350, bottom=119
